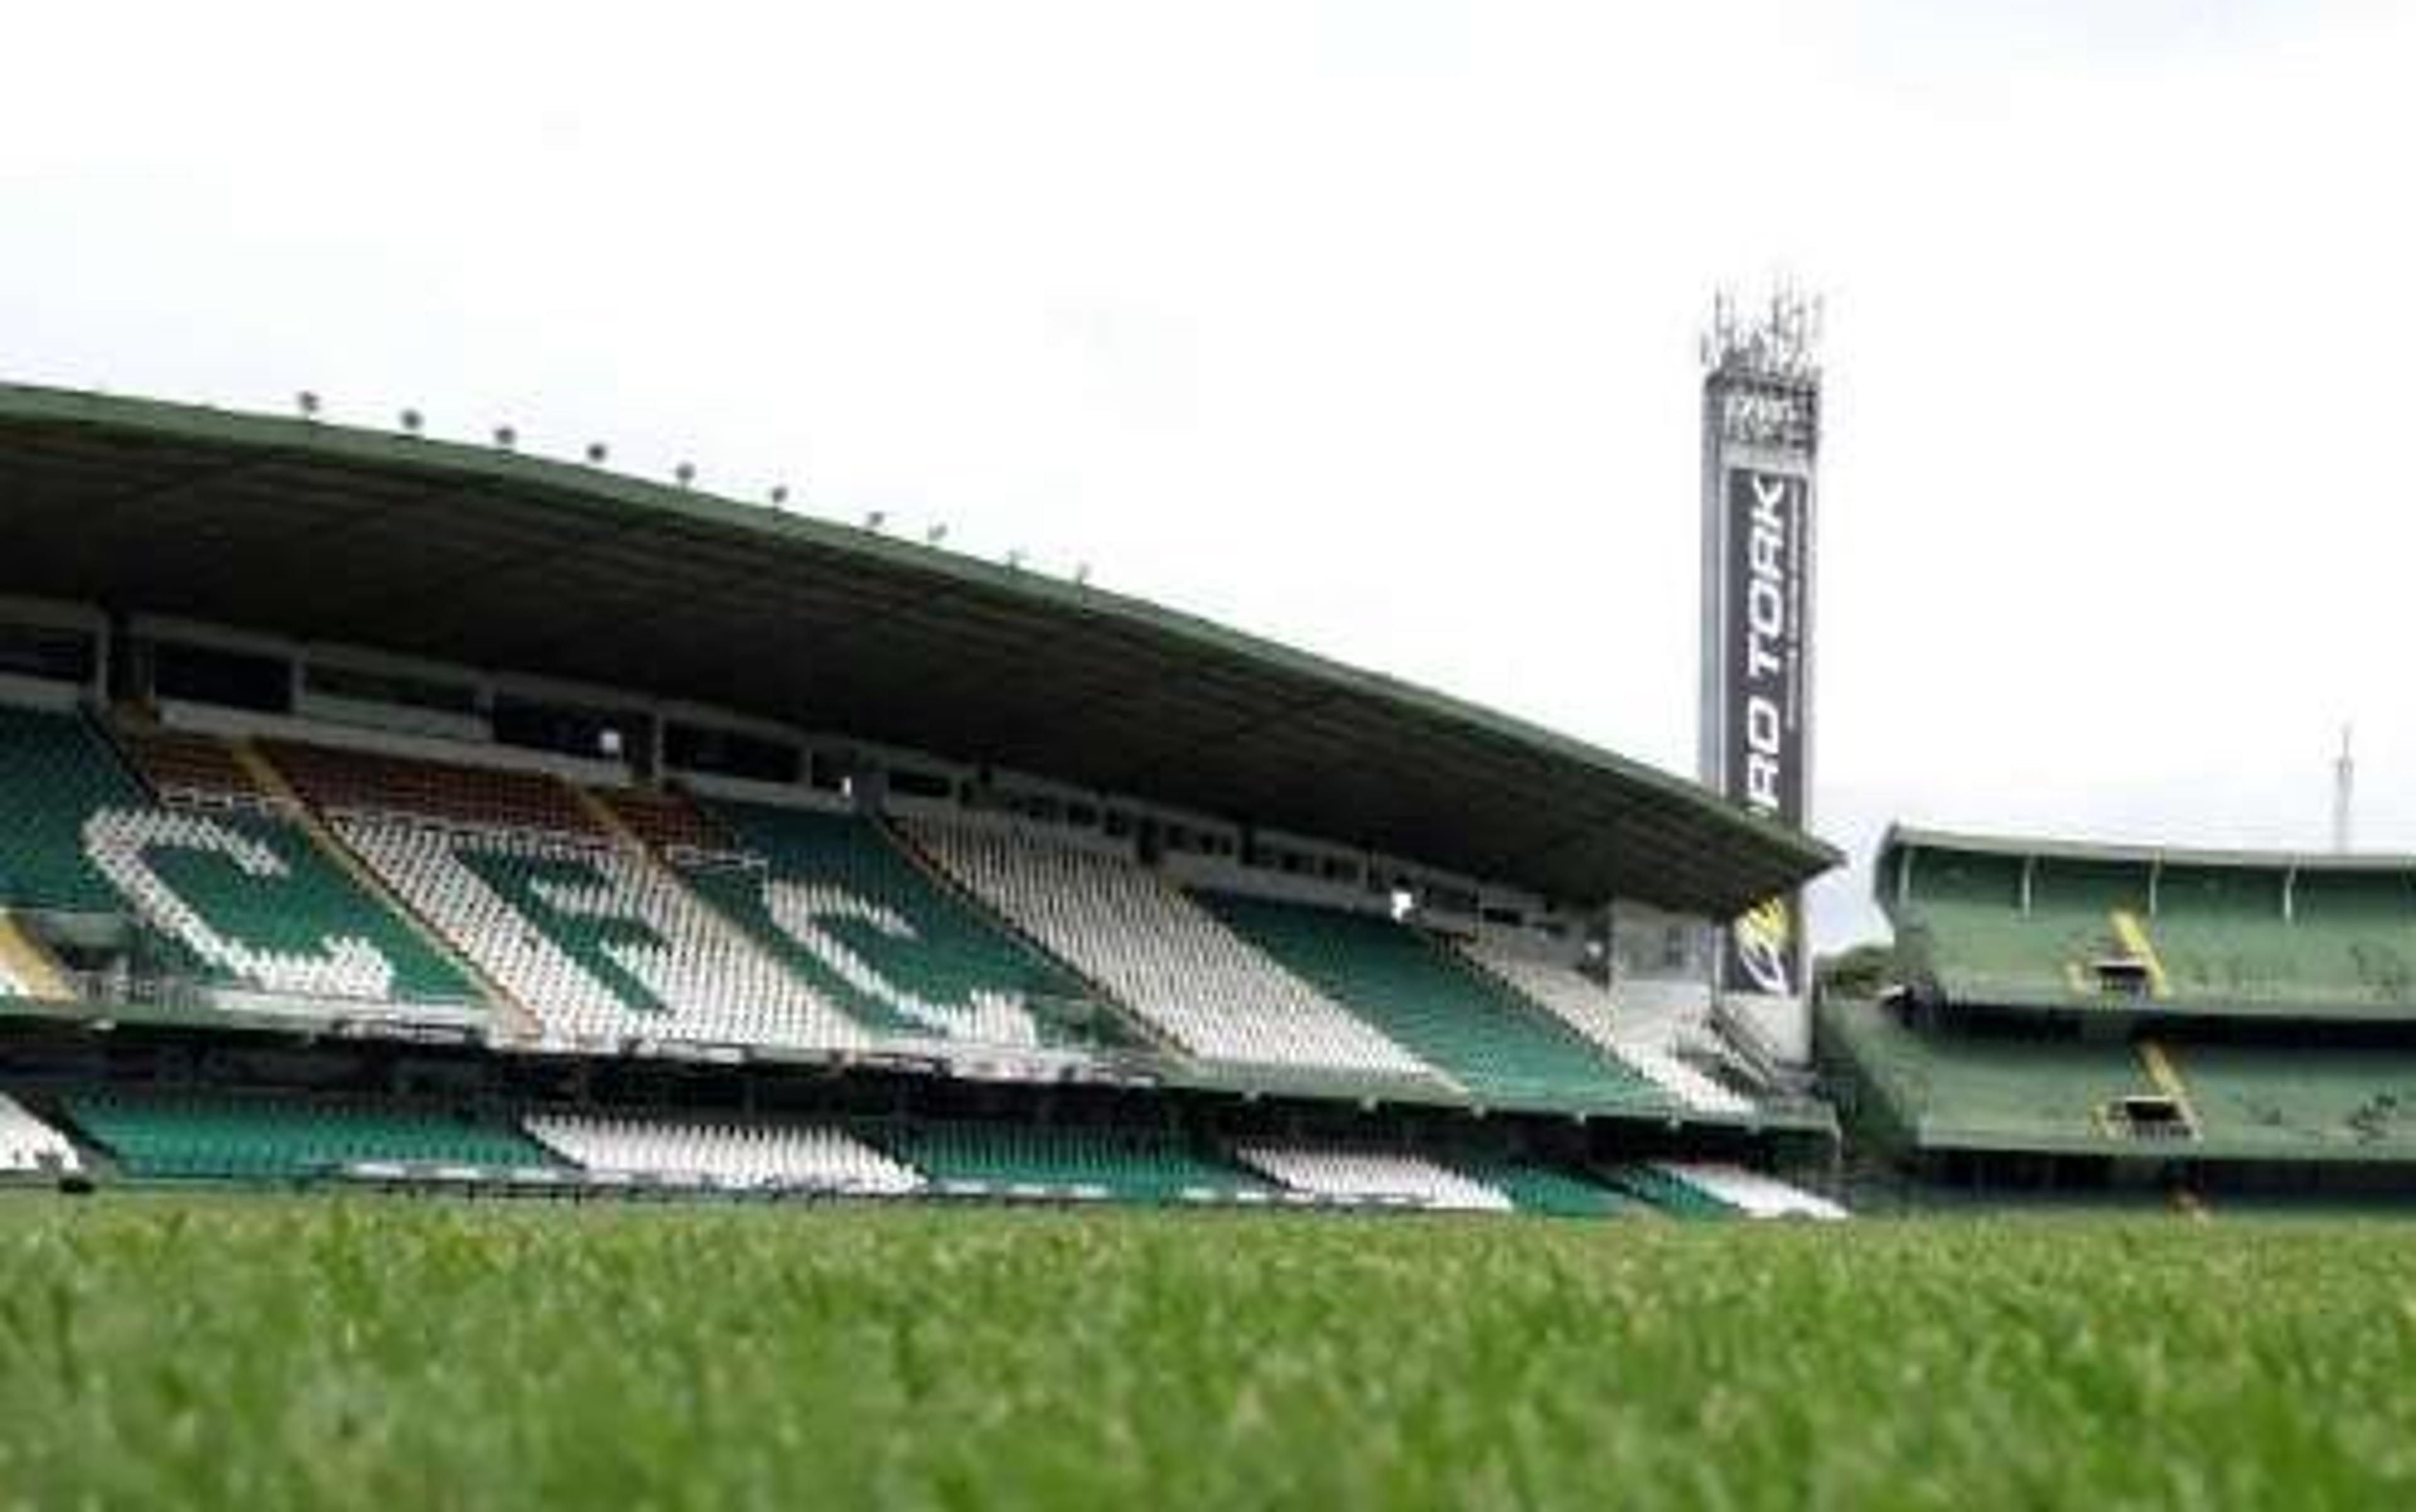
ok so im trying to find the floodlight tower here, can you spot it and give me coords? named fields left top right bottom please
left=1697, top=287, right=1823, bottom=1034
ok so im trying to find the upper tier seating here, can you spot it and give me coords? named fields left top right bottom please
left=2147, top=869, right=2416, bottom=1011
left=595, top=786, right=736, bottom=855
left=335, top=816, right=864, bottom=1050
left=1891, top=841, right=2416, bottom=1016
left=82, top=805, right=485, bottom=1006
left=1199, top=893, right=1667, bottom=1113
left=1457, top=939, right=1753, bottom=1115
left=0, top=710, right=483, bottom=1009
left=2169, top=1043, right=2416, bottom=1156
left=1889, top=848, right=2142, bottom=1007
left=687, top=803, right=1129, bottom=1051
left=112, top=724, right=263, bottom=802
left=1822, top=998, right=2161, bottom=1148
left=877, top=1119, right=1268, bottom=1202
left=905, top=819, right=1436, bottom=1084
left=262, top=739, right=600, bottom=836
left=1650, top=1162, right=1847, bottom=1219
left=0, top=1093, right=81, bottom=1175
left=525, top=1111, right=921, bottom=1194
left=0, top=703, right=154, bottom=912
left=1232, top=1141, right=1515, bottom=1211
left=65, top=1088, right=552, bottom=1179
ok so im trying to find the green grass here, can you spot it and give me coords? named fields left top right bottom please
left=2, top=1198, right=2415, bottom=1509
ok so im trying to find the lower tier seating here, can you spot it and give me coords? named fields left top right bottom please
left=877, top=1119, right=1269, bottom=1203
left=2170, top=1044, right=2416, bottom=1155
left=0, top=1093, right=81, bottom=1175
left=1649, top=1161, right=1847, bottom=1219
left=1451, top=1153, right=1641, bottom=1218
left=905, top=819, right=1436, bottom=1085
left=526, top=1112, right=921, bottom=1194
left=1457, top=940, right=1753, bottom=1115
left=1823, top=998, right=2161, bottom=1147
left=336, top=816, right=865, bottom=1050
left=1605, top=1163, right=1736, bottom=1218
left=1200, top=893, right=1666, bottom=1113
left=688, top=803, right=1129, bottom=1051
left=64, top=1089, right=552, bottom=1180
left=1231, top=1142, right=1515, bottom=1211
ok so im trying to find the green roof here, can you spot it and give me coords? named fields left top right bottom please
left=0, top=381, right=1836, bottom=916
left=1880, top=824, right=2416, bottom=883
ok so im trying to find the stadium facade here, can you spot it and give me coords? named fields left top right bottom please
left=0, top=382, right=1844, bottom=1218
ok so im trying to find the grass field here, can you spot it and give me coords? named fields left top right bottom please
left=2, top=1198, right=2414, bottom=1509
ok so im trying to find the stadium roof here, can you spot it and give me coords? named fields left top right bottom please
left=0, top=382, right=1836, bottom=916
left=1881, top=825, right=2416, bottom=875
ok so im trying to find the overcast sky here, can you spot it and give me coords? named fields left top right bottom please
left=8, top=1, right=2414, bottom=946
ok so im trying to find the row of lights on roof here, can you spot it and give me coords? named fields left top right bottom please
left=293, top=389, right=1095, bottom=587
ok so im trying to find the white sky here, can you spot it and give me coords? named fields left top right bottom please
left=6, top=1, right=2413, bottom=947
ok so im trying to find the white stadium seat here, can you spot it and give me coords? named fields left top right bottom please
left=906, top=817, right=1440, bottom=1085
left=1655, top=1160, right=1847, bottom=1219
left=524, top=1111, right=922, bottom=1194
left=1233, top=1141, right=1513, bottom=1212
left=1458, top=938, right=1753, bottom=1116
left=0, top=1092, right=82, bottom=1175
left=336, top=814, right=868, bottom=1052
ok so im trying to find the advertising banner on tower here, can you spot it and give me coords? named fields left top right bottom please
left=1716, top=465, right=1809, bottom=997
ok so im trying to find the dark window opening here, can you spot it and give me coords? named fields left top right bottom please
left=664, top=722, right=800, bottom=785
left=152, top=640, right=291, bottom=714
left=0, top=622, right=98, bottom=685
left=305, top=662, right=479, bottom=715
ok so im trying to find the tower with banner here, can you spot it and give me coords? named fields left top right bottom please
left=1698, top=288, right=1821, bottom=1044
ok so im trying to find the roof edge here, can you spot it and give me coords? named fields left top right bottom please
left=1880, top=822, right=2416, bottom=876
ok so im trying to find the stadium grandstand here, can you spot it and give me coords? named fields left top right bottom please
left=0, top=382, right=1843, bottom=1219
left=1822, top=824, right=2416, bottom=1210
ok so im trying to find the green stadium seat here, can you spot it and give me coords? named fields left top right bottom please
left=2169, top=1043, right=2416, bottom=1158
left=0, top=704, right=154, bottom=912
left=64, top=1088, right=554, bottom=1180
left=0, top=708, right=485, bottom=1012
left=1196, top=890, right=1670, bottom=1115
left=1449, top=1153, right=1643, bottom=1217
left=873, top=1118, right=1270, bottom=1204
left=1821, top=997, right=2163, bottom=1151
left=686, top=800, right=1132, bottom=1051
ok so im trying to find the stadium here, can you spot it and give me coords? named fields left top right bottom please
left=0, top=378, right=1844, bottom=1219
